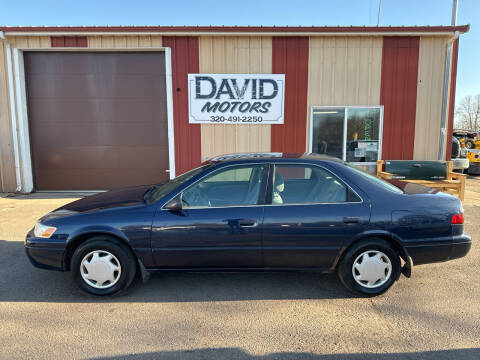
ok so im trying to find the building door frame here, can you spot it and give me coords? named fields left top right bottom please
left=7, top=45, right=175, bottom=192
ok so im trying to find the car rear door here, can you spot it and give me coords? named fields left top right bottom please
left=262, top=163, right=371, bottom=269
left=151, top=164, right=268, bottom=268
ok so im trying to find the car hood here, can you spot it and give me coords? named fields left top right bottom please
left=51, top=184, right=154, bottom=216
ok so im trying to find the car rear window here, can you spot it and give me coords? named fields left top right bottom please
left=347, top=164, right=404, bottom=194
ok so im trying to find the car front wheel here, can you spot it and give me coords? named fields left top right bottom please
left=71, top=237, right=137, bottom=296
left=337, top=239, right=400, bottom=296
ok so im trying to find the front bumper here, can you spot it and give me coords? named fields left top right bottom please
left=405, top=234, right=472, bottom=265
left=25, top=230, right=66, bottom=271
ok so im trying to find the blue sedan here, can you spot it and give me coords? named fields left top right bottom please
left=25, top=153, right=471, bottom=296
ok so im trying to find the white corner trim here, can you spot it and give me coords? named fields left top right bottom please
left=5, top=43, right=22, bottom=192
left=378, top=105, right=384, bottom=160
left=165, top=47, right=176, bottom=179
left=13, top=48, right=34, bottom=193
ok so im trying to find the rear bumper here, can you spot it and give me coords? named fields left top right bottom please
left=452, top=158, right=469, bottom=170
left=405, top=234, right=471, bottom=265
left=25, top=233, right=65, bottom=271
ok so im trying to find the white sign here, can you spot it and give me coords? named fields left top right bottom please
left=188, top=74, right=285, bottom=124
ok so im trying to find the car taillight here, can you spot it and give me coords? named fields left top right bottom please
left=451, top=213, right=464, bottom=224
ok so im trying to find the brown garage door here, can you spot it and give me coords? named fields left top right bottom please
left=25, top=52, right=169, bottom=190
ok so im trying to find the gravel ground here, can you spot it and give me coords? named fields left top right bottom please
left=0, top=180, right=479, bottom=360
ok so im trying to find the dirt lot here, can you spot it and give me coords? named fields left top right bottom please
left=0, top=179, right=479, bottom=359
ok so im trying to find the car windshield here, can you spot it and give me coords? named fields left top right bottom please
left=147, top=164, right=211, bottom=203
left=346, top=164, right=404, bottom=194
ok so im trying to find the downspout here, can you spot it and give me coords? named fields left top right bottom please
left=439, top=0, right=459, bottom=160
left=0, top=31, right=22, bottom=192
left=438, top=31, right=460, bottom=160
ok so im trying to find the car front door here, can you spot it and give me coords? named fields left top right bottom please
left=151, top=164, right=268, bottom=268
left=262, top=163, right=371, bottom=270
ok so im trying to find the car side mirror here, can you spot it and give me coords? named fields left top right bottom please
left=164, top=195, right=183, bottom=212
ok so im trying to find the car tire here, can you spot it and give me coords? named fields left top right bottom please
left=465, top=140, right=475, bottom=149
left=337, top=238, right=401, bottom=296
left=71, top=237, right=137, bottom=296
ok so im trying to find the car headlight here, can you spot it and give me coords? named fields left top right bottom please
left=34, top=222, right=57, bottom=238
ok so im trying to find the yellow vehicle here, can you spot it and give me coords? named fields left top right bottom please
left=459, top=138, right=480, bottom=149
left=454, top=129, right=480, bottom=149
left=467, top=149, right=480, bottom=175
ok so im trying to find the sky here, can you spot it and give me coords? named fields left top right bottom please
left=1, top=0, right=478, bottom=104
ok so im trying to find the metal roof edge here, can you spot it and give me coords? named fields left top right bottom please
left=0, top=24, right=470, bottom=35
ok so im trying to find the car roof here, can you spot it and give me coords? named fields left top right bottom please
left=206, top=152, right=344, bottom=164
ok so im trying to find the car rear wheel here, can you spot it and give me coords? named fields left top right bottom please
left=71, top=237, right=136, bottom=296
left=337, top=239, right=400, bottom=296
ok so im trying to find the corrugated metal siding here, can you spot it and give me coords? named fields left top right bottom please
left=199, top=36, right=272, bottom=161
left=87, top=35, right=162, bottom=48
left=446, top=39, right=459, bottom=161
left=163, top=36, right=202, bottom=175
left=0, top=42, right=16, bottom=192
left=7, top=36, right=51, bottom=49
left=413, top=36, right=447, bottom=160
left=381, top=36, right=420, bottom=160
left=271, top=36, right=309, bottom=153
left=51, top=36, right=88, bottom=47
left=308, top=37, right=382, bottom=106
left=307, top=36, right=382, bottom=146
left=0, top=33, right=458, bottom=191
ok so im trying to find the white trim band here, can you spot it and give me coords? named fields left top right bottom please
left=13, top=48, right=34, bottom=193
left=5, top=43, right=22, bottom=192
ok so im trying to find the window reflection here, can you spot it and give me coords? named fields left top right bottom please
left=346, top=108, right=380, bottom=163
left=311, top=109, right=345, bottom=159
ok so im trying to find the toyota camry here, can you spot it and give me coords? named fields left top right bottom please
left=25, top=153, right=471, bottom=296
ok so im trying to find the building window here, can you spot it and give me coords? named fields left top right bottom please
left=309, top=106, right=383, bottom=165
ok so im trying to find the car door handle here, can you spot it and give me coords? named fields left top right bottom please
left=343, top=217, right=360, bottom=224
left=238, top=219, right=258, bottom=227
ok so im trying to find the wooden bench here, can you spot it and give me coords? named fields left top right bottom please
left=376, top=160, right=466, bottom=201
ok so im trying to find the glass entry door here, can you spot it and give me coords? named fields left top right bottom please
left=310, top=106, right=383, bottom=165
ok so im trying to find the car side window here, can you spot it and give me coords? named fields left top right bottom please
left=272, top=164, right=359, bottom=204
left=182, top=165, right=266, bottom=208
